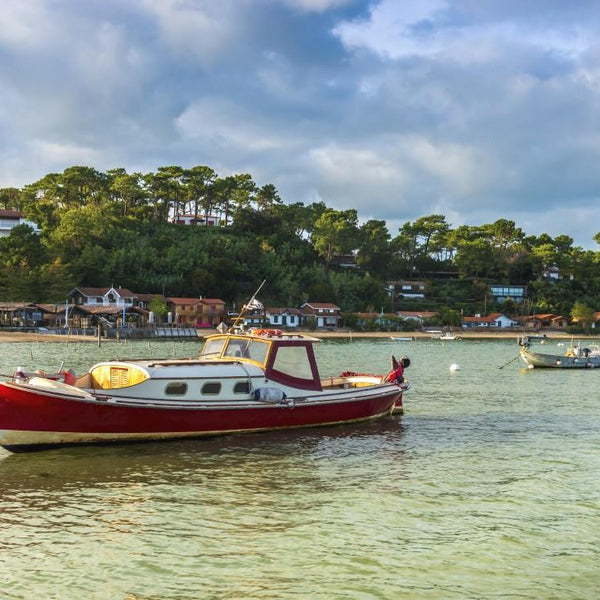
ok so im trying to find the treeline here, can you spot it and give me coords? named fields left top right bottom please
left=1, top=164, right=600, bottom=318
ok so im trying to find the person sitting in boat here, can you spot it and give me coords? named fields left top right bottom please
left=385, top=356, right=410, bottom=384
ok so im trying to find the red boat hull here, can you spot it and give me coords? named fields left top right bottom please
left=0, top=382, right=402, bottom=451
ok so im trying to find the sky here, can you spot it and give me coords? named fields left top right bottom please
left=2, top=0, right=600, bottom=247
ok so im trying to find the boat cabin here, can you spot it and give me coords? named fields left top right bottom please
left=201, top=330, right=323, bottom=391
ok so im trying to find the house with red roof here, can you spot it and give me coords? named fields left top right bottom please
left=520, top=313, right=569, bottom=330
left=198, top=298, right=226, bottom=326
left=166, top=297, right=225, bottom=326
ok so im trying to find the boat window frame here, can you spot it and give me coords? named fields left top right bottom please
left=200, top=337, right=227, bottom=358
left=264, top=341, right=322, bottom=391
left=201, top=381, right=222, bottom=395
left=233, top=381, right=251, bottom=394
left=165, top=382, right=188, bottom=396
left=223, top=337, right=270, bottom=366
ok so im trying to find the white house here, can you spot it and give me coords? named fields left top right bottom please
left=172, top=213, right=220, bottom=227
left=462, top=312, right=518, bottom=328
left=396, top=310, right=439, bottom=326
left=300, top=302, right=342, bottom=328
left=68, top=287, right=136, bottom=307
left=0, top=210, right=40, bottom=237
left=387, top=280, right=426, bottom=299
left=266, top=308, right=303, bottom=328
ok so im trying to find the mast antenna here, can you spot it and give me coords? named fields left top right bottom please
left=229, top=279, right=267, bottom=332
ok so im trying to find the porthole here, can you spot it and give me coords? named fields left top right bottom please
left=165, top=382, right=187, bottom=396
left=202, top=382, right=221, bottom=395
left=233, top=381, right=250, bottom=394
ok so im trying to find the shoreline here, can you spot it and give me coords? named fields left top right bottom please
left=0, top=329, right=590, bottom=343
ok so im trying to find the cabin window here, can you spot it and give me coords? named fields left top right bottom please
left=224, top=339, right=269, bottom=364
left=233, top=381, right=250, bottom=394
left=201, top=338, right=226, bottom=358
left=202, top=382, right=221, bottom=395
left=271, top=346, right=313, bottom=381
left=224, top=339, right=250, bottom=358
left=165, top=382, right=187, bottom=395
left=247, top=340, right=269, bottom=363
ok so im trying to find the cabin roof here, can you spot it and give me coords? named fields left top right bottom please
left=167, top=297, right=202, bottom=305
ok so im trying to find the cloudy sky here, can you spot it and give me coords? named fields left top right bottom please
left=2, top=0, right=600, bottom=246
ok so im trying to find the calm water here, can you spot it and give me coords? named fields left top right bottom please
left=1, top=337, right=599, bottom=599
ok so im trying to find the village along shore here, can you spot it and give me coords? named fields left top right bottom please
left=0, top=329, right=590, bottom=343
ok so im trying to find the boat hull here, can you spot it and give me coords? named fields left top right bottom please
left=0, top=382, right=402, bottom=452
left=520, top=349, right=600, bottom=369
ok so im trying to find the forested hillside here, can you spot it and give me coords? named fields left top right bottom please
left=1, top=165, right=600, bottom=318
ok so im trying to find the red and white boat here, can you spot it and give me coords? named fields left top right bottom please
left=0, top=329, right=410, bottom=452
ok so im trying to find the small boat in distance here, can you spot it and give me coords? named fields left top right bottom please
left=0, top=328, right=411, bottom=453
left=519, top=336, right=600, bottom=369
left=390, top=336, right=415, bottom=341
left=524, top=334, right=551, bottom=343
left=430, top=330, right=461, bottom=341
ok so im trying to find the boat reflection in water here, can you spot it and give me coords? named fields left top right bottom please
left=0, top=328, right=410, bottom=452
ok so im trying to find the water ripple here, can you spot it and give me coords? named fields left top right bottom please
left=2, top=339, right=600, bottom=598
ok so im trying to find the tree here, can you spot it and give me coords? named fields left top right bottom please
left=148, top=297, right=168, bottom=322
left=391, top=214, right=450, bottom=274
left=0, top=225, right=49, bottom=301
left=107, top=169, right=148, bottom=218
left=0, top=187, right=22, bottom=210
left=273, top=201, right=326, bottom=240
left=412, top=214, right=450, bottom=260
left=38, top=259, right=77, bottom=302
left=0, top=224, right=47, bottom=268
left=571, top=301, right=595, bottom=332
left=312, top=209, right=359, bottom=267
left=255, top=184, right=281, bottom=211
left=59, top=166, right=109, bottom=208
left=182, top=165, right=217, bottom=224
left=144, top=166, right=184, bottom=222
left=439, top=307, right=463, bottom=327
left=20, top=173, right=63, bottom=233
left=356, top=220, right=391, bottom=277
left=454, top=238, right=494, bottom=278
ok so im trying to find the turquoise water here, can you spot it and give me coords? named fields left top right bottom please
left=1, top=337, right=599, bottom=599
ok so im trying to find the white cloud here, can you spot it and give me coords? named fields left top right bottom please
left=333, top=0, right=594, bottom=63
left=138, top=0, right=246, bottom=66
left=3, top=0, right=600, bottom=246
left=175, top=99, right=293, bottom=152
left=0, top=0, right=55, bottom=50
left=307, top=143, right=408, bottom=186
left=281, top=0, right=355, bottom=13
left=31, top=140, right=100, bottom=168
left=398, top=136, right=486, bottom=197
